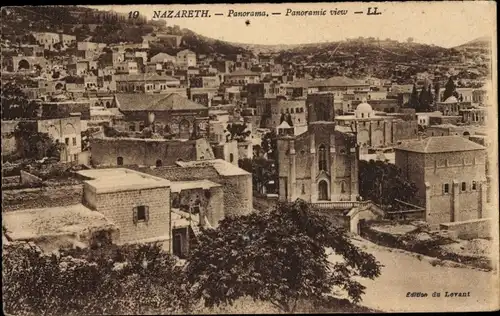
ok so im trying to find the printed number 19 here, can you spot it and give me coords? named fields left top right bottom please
left=129, top=11, right=139, bottom=19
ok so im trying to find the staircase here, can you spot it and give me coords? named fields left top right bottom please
left=190, top=223, right=202, bottom=237
left=190, top=216, right=212, bottom=239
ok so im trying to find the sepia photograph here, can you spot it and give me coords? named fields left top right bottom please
left=1, top=2, right=498, bottom=314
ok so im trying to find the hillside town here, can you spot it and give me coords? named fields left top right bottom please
left=1, top=5, right=497, bottom=315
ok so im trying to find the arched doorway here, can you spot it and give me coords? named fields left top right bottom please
left=55, top=83, right=64, bottom=90
left=463, top=131, right=470, bottom=136
left=117, top=157, right=124, bottom=166
left=179, top=120, right=190, bottom=139
left=18, top=59, right=30, bottom=70
left=318, top=180, right=329, bottom=201
left=156, top=159, right=162, bottom=167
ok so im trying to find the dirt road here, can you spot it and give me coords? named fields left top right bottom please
left=328, top=238, right=498, bottom=312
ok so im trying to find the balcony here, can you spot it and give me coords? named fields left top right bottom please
left=311, top=200, right=372, bottom=210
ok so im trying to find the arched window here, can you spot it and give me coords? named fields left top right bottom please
left=318, top=145, right=327, bottom=171
left=117, top=156, right=124, bottom=166
left=229, top=153, right=234, bottom=163
left=318, top=180, right=328, bottom=201
left=340, top=181, right=346, bottom=193
left=156, top=159, right=162, bottom=167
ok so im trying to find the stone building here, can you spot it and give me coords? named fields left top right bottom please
left=306, top=92, right=337, bottom=122
left=176, top=49, right=197, bottom=68
left=77, top=168, right=172, bottom=246
left=36, top=114, right=83, bottom=163
left=395, top=136, right=488, bottom=226
left=31, top=32, right=76, bottom=51
left=113, top=93, right=208, bottom=139
left=277, top=95, right=359, bottom=203
left=144, top=159, right=252, bottom=214
left=90, top=137, right=215, bottom=167
left=334, top=100, right=418, bottom=150
left=7, top=115, right=83, bottom=163
left=1, top=121, right=19, bottom=156
left=460, top=107, right=487, bottom=125
left=3, top=204, right=119, bottom=252
left=10, top=56, right=48, bottom=72
left=435, top=96, right=472, bottom=116
left=257, top=98, right=307, bottom=133
left=224, top=69, right=261, bottom=85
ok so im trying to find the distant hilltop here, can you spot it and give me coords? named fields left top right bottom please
left=452, top=36, right=492, bottom=50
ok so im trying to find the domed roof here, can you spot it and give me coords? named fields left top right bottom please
left=443, top=96, right=458, bottom=103
left=355, top=102, right=373, bottom=113
left=277, top=120, right=292, bottom=129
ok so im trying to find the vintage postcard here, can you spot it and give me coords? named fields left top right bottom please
left=1, top=2, right=498, bottom=314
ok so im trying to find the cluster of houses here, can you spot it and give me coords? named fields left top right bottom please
left=1, top=29, right=494, bottom=256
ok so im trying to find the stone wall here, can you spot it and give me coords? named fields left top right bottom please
left=439, top=218, right=492, bottom=240
left=1, top=121, right=19, bottom=156
left=220, top=174, right=253, bottom=216
left=91, top=187, right=171, bottom=244
left=206, top=186, right=225, bottom=227
left=20, top=170, right=43, bottom=186
left=90, top=137, right=214, bottom=167
left=41, top=102, right=91, bottom=120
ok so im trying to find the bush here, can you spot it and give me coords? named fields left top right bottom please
left=3, top=242, right=194, bottom=315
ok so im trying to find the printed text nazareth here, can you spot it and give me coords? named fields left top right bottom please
left=153, top=10, right=210, bottom=18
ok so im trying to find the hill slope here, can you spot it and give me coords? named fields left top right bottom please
left=1, top=6, right=252, bottom=57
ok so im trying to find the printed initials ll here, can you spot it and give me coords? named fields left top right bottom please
left=367, top=7, right=381, bottom=15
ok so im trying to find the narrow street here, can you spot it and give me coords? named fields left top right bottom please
left=328, top=238, right=498, bottom=312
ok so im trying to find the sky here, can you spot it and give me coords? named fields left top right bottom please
left=86, top=2, right=496, bottom=48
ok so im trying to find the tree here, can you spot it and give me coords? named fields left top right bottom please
left=408, top=84, right=419, bottom=109
left=3, top=242, right=193, bottom=315
left=418, top=85, right=431, bottom=112
left=186, top=200, right=382, bottom=313
left=261, top=130, right=278, bottom=161
left=13, top=122, right=61, bottom=160
left=238, top=157, right=278, bottom=194
left=226, top=123, right=251, bottom=142
left=285, top=113, right=293, bottom=126
left=427, top=84, right=435, bottom=108
left=358, top=159, right=417, bottom=207
left=442, top=77, right=458, bottom=101
left=53, top=41, right=63, bottom=51
left=141, top=127, right=153, bottom=139
left=1, top=81, right=39, bottom=119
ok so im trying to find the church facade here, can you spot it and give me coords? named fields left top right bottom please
left=277, top=95, right=359, bottom=203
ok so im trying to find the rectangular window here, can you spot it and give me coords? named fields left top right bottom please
left=461, top=182, right=467, bottom=192
left=472, top=181, right=477, bottom=190
left=72, top=137, right=77, bottom=146
left=133, top=205, right=149, bottom=224
left=443, top=183, right=450, bottom=194
left=65, top=137, right=69, bottom=145
left=129, top=125, right=136, bottom=132
left=192, top=205, right=200, bottom=215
